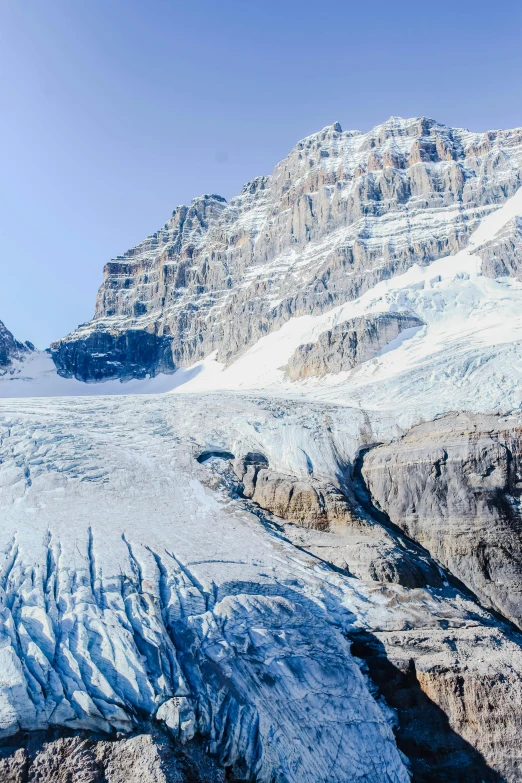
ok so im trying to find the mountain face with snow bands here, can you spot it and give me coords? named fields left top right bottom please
left=2, top=117, right=522, bottom=782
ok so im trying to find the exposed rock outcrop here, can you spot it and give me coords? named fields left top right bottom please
left=231, top=451, right=442, bottom=588
left=0, top=728, right=226, bottom=782
left=285, top=312, right=423, bottom=380
left=361, top=412, right=522, bottom=629
left=351, top=624, right=522, bottom=783
left=478, top=216, right=522, bottom=279
left=0, top=320, right=32, bottom=369
left=51, top=117, right=522, bottom=380
left=202, top=438, right=522, bottom=783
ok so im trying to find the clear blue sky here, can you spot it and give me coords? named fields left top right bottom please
left=1, top=0, right=521, bottom=347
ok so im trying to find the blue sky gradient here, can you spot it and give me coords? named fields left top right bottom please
left=1, top=0, right=521, bottom=346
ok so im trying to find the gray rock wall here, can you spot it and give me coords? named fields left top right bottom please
left=361, top=413, right=522, bottom=629
left=51, top=117, right=522, bottom=380
left=285, top=312, right=423, bottom=380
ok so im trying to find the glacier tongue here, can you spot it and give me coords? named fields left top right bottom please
left=0, top=395, right=410, bottom=782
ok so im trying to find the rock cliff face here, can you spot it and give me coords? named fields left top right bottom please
left=0, top=320, right=32, bottom=369
left=362, top=413, right=522, bottom=629
left=285, top=312, right=423, bottom=379
left=51, top=117, right=522, bottom=380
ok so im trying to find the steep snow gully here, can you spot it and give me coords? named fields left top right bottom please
left=3, top=117, right=522, bottom=781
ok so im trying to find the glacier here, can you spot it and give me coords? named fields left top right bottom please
left=2, top=119, right=522, bottom=780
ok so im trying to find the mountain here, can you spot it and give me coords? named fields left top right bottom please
left=3, top=117, right=522, bottom=782
left=0, top=319, right=33, bottom=369
left=51, top=116, right=522, bottom=381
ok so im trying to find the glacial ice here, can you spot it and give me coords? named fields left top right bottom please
left=0, top=394, right=414, bottom=781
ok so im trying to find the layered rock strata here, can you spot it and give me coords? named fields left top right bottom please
left=362, top=412, right=522, bottom=629
left=285, top=312, right=423, bottom=380
left=51, top=117, right=522, bottom=380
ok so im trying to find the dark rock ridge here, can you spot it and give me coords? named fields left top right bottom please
left=51, top=117, right=522, bottom=380
left=362, top=412, right=522, bottom=630
left=0, top=726, right=226, bottom=782
left=0, top=320, right=33, bottom=369
left=52, top=328, right=175, bottom=382
left=285, top=312, right=424, bottom=380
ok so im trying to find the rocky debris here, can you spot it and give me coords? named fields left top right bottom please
left=51, top=117, right=522, bottom=380
left=478, top=215, right=522, bottom=279
left=0, top=320, right=32, bottom=369
left=0, top=728, right=226, bottom=782
left=285, top=312, right=424, bottom=380
left=361, top=412, right=522, bottom=629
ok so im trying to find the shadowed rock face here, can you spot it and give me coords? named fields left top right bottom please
left=0, top=321, right=31, bottom=369
left=285, top=312, right=424, bottom=380
left=50, top=328, right=175, bottom=381
left=51, top=117, right=522, bottom=380
left=361, top=412, right=522, bottom=629
left=351, top=627, right=522, bottom=783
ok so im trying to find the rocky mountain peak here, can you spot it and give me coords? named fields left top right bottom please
left=51, top=116, right=522, bottom=381
left=0, top=319, right=33, bottom=368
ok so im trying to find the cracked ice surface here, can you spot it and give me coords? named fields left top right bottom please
left=0, top=394, right=409, bottom=782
